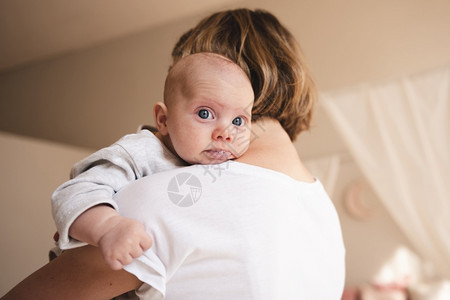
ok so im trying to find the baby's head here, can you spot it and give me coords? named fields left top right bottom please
left=154, top=53, right=254, bottom=165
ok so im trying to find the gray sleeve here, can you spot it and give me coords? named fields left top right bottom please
left=51, top=135, right=147, bottom=249
left=52, top=130, right=184, bottom=249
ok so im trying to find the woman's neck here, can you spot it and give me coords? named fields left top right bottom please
left=236, top=118, right=315, bottom=183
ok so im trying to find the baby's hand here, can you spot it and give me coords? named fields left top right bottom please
left=97, top=215, right=152, bottom=270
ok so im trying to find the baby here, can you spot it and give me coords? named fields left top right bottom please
left=52, top=52, right=254, bottom=269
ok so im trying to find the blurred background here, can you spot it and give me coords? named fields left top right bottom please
left=1, top=0, right=449, bottom=298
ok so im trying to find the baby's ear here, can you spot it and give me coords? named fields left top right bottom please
left=153, top=102, right=169, bottom=135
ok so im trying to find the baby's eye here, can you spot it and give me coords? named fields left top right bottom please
left=198, top=109, right=213, bottom=119
left=232, top=117, right=244, bottom=126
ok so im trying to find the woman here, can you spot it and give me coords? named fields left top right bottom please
left=1, top=9, right=345, bottom=300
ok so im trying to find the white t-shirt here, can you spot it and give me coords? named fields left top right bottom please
left=117, top=161, right=346, bottom=299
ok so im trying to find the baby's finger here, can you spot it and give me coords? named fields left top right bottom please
left=118, top=254, right=134, bottom=267
left=107, top=259, right=124, bottom=271
left=129, top=247, right=143, bottom=259
left=140, top=235, right=152, bottom=251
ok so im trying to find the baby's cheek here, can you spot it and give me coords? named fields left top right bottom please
left=233, top=127, right=252, bottom=157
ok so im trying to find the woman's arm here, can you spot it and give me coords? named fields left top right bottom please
left=1, top=245, right=142, bottom=300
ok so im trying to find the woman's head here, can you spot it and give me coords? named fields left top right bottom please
left=171, top=8, right=317, bottom=141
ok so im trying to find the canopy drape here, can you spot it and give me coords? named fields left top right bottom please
left=321, top=65, right=450, bottom=279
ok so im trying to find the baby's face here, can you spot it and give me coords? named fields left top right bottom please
left=166, top=57, right=254, bottom=164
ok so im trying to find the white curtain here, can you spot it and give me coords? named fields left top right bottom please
left=321, top=65, right=450, bottom=279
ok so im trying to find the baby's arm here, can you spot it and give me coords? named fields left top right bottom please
left=52, top=146, right=153, bottom=270
left=69, top=204, right=152, bottom=270
left=52, top=142, right=141, bottom=250
left=52, top=131, right=183, bottom=268
left=52, top=133, right=153, bottom=268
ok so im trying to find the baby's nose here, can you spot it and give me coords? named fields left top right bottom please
left=212, top=125, right=232, bottom=142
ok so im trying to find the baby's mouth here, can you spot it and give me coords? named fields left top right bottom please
left=202, top=149, right=233, bottom=162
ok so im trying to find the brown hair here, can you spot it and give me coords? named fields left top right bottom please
left=171, top=8, right=317, bottom=141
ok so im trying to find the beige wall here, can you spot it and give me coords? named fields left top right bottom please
left=0, top=0, right=449, bottom=154
left=0, top=132, right=91, bottom=296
